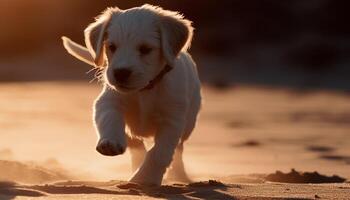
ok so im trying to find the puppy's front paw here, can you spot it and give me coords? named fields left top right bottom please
left=96, top=138, right=126, bottom=156
left=129, top=165, right=164, bottom=186
left=129, top=174, right=161, bottom=186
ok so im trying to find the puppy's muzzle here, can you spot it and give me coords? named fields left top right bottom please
left=113, top=68, right=132, bottom=85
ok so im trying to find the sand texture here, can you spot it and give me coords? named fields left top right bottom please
left=0, top=82, right=350, bottom=199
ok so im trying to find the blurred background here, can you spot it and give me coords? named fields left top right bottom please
left=1, top=0, right=350, bottom=90
left=1, top=0, right=350, bottom=185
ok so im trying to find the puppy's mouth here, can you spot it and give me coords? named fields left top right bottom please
left=113, top=79, right=150, bottom=92
left=116, top=84, right=133, bottom=89
left=106, top=75, right=150, bottom=93
left=114, top=83, right=139, bottom=92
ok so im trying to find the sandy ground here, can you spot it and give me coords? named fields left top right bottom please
left=0, top=81, right=349, bottom=199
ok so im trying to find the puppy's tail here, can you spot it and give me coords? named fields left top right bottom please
left=61, top=36, right=95, bottom=66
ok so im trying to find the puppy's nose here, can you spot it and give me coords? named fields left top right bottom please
left=113, top=68, right=132, bottom=84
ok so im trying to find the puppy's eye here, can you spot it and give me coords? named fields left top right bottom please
left=108, top=43, right=117, bottom=53
left=139, top=45, right=152, bottom=55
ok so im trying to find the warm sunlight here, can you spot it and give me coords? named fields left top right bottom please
left=1, top=1, right=349, bottom=199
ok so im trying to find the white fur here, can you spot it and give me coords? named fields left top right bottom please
left=62, top=4, right=201, bottom=186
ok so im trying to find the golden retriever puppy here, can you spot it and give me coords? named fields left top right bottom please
left=62, top=4, right=201, bottom=186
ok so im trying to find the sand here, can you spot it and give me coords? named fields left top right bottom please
left=0, top=82, right=349, bottom=199
left=1, top=180, right=350, bottom=200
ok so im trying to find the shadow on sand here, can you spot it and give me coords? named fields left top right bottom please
left=0, top=180, right=236, bottom=200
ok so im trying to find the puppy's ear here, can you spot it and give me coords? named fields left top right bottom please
left=84, top=8, right=117, bottom=67
left=158, top=9, right=193, bottom=66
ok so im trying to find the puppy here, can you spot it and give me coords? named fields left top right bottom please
left=62, top=4, right=201, bottom=186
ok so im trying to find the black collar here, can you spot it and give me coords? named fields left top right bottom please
left=140, top=64, right=172, bottom=91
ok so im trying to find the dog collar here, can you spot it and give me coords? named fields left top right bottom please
left=140, top=64, right=172, bottom=91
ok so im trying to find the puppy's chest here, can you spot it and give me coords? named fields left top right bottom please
left=122, top=94, right=160, bottom=136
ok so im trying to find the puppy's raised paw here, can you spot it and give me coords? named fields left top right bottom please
left=96, top=138, right=126, bottom=156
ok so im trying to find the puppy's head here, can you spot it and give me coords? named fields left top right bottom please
left=85, top=5, right=193, bottom=93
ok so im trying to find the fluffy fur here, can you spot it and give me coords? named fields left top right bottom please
left=62, top=4, right=201, bottom=186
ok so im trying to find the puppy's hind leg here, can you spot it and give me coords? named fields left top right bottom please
left=166, top=142, right=191, bottom=183
left=127, top=136, right=146, bottom=173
